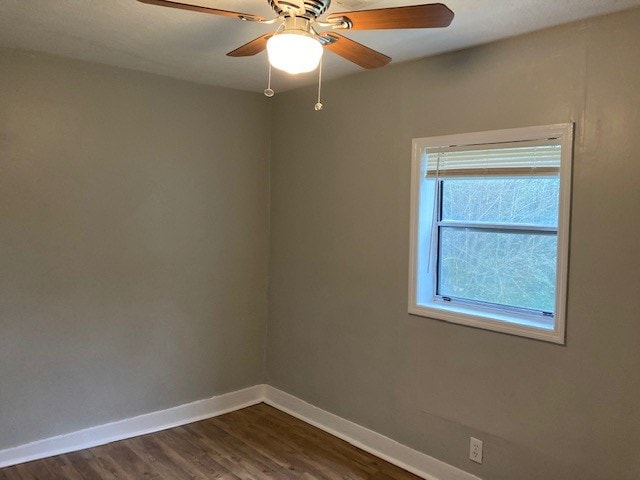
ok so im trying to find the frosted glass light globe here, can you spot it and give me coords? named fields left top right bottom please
left=267, top=32, right=323, bottom=75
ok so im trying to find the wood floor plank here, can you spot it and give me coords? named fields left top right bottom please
left=243, top=405, right=382, bottom=476
left=102, top=442, right=166, bottom=480
left=121, top=437, right=191, bottom=480
left=186, top=421, right=294, bottom=479
left=60, top=450, right=117, bottom=480
left=253, top=404, right=379, bottom=468
left=40, top=456, right=85, bottom=480
left=212, top=409, right=364, bottom=480
left=1, top=403, right=422, bottom=480
left=0, top=466, right=25, bottom=480
left=210, top=415, right=331, bottom=479
left=13, top=464, right=42, bottom=480
left=154, top=428, right=242, bottom=480
left=128, top=435, right=224, bottom=480
left=82, top=448, right=144, bottom=480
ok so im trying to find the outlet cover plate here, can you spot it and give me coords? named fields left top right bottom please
left=470, top=437, right=483, bottom=464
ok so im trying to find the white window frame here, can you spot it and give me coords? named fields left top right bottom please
left=408, top=124, right=573, bottom=344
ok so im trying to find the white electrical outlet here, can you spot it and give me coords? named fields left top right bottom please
left=469, top=437, right=483, bottom=464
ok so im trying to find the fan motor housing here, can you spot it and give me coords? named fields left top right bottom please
left=269, top=0, right=331, bottom=19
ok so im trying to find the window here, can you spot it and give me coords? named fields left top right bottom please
left=408, top=124, right=573, bottom=344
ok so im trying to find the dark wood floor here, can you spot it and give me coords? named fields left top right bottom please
left=0, top=403, right=421, bottom=480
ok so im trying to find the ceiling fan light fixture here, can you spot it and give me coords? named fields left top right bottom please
left=267, top=32, right=323, bottom=75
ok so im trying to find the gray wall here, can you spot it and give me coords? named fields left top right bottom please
left=268, top=9, right=640, bottom=480
left=2, top=8, right=640, bottom=479
left=0, top=48, right=270, bottom=449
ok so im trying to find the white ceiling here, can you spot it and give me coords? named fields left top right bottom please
left=1, top=0, right=639, bottom=92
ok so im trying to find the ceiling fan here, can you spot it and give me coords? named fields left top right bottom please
left=136, top=0, right=454, bottom=74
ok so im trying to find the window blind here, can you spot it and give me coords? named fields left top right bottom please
left=425, top=139, right=561, bottom=177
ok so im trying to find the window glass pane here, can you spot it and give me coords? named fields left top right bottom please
left=438, top=228, right=557, bottom=312
left=441, top=177, right=559, bottom=225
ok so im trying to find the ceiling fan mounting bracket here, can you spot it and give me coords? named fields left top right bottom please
left=316, top=16, right=352, bottom=29
left=257, top=16, right=284, bottom=25
left=317, top=33, right=339, bottom=46
left=239, top=14, right=264, bottom=22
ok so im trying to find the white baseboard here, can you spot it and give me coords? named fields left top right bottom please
left=0, top=384, right=265, bottom=469
left=263, top=385, right=480, bottom=480
left=1, top=384, right=479, bottom=480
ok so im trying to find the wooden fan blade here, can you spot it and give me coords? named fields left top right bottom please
left=227, top=34, right=273, bottom=57
left=322, top=33, right=391, bottom=69
left=327, top=3, right=453, bottom=30
left=136, top=0, right=264, bottom=21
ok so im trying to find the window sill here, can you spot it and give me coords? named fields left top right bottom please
left=408, top=302, right=565, bottom=345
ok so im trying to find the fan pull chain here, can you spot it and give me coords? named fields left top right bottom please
left=264, top=63, right=274, bottom=97
left=314, top=56, right=323, bottom=111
